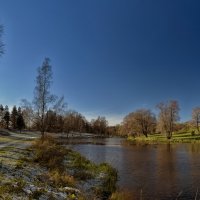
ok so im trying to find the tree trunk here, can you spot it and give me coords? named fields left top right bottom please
left=166, top=131, right=172, bottom=139
left=41, top=130, right=45, bottom=141
left=197, top=120, right=199, bottom=133
left=143, top=131, right=148, bottom=137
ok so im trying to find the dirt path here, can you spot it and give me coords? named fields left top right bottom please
left=0, top=130, right=40, bottom=149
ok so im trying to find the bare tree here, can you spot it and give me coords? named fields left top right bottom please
left=63, top=110, right=87, bottom=136
left=192, top=107, right=200, bottom=133
left=53, top=96, right=67, bottom=116
left=33, top=58, right=55, bottom=138
left=0, top=25, right=4, bottom=56
left=45, top=110, right=57, bottom=132
left=20, top=99, right=34, bottom=130
left=122, top=109, right=156, bottom=137
left=157, top=100, right=180, bottom=139
left=91, top=116, right=108, bottom=136
left=121, top=113, right=136, bottom=136
left=43, top=96, right=67, bottom=133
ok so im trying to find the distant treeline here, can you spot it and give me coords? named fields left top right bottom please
left=0, top=103, right=109, bottom=136
left=112, top=101, right=200, bottom=139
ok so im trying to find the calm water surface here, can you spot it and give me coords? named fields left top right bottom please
left=68, top=137, right=200, bottom=199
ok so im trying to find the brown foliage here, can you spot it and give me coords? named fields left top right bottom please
left=121, top=109, right=156, bottom=137
left=192, top=107, right=200, bottom=133
left=157, top=100, right=180, bottom=139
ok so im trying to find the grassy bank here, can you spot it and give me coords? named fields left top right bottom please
left=0, top=132, right=118, bottom=199
left=127, top=132, right=200, bottom=144
left=30, top=136, right=118, bottom=199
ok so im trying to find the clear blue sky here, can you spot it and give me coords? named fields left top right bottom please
left=0, top=0, right=200, bottom=125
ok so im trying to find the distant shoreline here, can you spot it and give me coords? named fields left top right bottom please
left=127, top=132, right=200, bottom=144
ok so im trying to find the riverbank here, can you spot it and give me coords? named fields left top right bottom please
left=0, top=131, right=118, bottom=199
left=127, top=132, right=200, bottom=144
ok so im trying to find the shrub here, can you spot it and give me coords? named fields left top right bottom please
left=32, top=136, right=69, bottom=171
left=49, top=170, right=75, bottom=187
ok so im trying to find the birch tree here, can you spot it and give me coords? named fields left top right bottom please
left=20, top=99, right=34, bottom=130
left=33, top=58, right=55, bottom=138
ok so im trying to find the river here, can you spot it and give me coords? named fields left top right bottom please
left=66, top=137, right=200, bottom=199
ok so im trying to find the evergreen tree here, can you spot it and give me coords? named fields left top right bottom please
left=17, top=107, right=25, bottom=133
left=11, top=106, right=18, bottom=129
left=4, top=105, right=10, bottom=129
left=17, top=115, right=25, bottom=133
left=0, top=105, right=4, bottom=127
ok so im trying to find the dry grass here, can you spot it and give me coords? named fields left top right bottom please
left=109, top=190, right=132, bottom=200
left=32, top=135, right=69, bottom=171
left=31, top=136, right=75, bottom=187
left=49, top=170, right=75, bottom=187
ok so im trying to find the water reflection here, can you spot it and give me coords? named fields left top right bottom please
left=70, top=138, right=200, bottom=199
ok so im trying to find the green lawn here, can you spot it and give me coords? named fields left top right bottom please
left=127, top=132, right=200, bottom=144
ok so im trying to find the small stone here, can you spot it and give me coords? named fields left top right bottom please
left=63, top=186, right=80, bottom=194
left=38, top=194, right=48, bottom=200
left=23, top=188, right=32, bottom=195
left=57, top=192, right=66, bottom=198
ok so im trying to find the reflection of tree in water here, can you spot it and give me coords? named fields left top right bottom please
left=154, top=144, right=180, bottom=199
left=123, top=144, right=180, bottom=199
left=186, top=144, right=200, bottom=192
left=187, top=143, right=200, bottom=153
left=122, top=145, right=158, bottom=199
